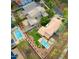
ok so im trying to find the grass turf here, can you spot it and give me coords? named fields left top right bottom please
left=28, top=28, right=41, bottom=47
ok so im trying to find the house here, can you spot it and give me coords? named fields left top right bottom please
left=27, top=6, right=48, bottom=19
left=27, top=18, right=38, bottom=26
left=14, top=0, right=32, bottom=6
left=22, top=2, right=38, bottom=14
left=22, top=19, right=38, bottom=27
left=37, top=26, right=46, bottom=36
left=38, top=15, right=62, bottom=39
left=22, top=19, right=28, bottom=27
left=22, top=2, right=48, bottom=20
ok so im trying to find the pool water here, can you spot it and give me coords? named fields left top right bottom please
left=15, top=29, right=23, bottom=40
left=41, top=38, right=50, bottom=49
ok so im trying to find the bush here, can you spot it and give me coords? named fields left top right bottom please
left=34, top=0, right=40, bottom=2
left=60, top=0, right=68, bottom=4
left=46, top=9, right=54, bottom=18
left=62, top=18, right=68, bottom=27
left=40, top=16, right=50, bottom=26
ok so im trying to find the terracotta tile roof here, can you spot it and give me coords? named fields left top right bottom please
left=38, top=26, right=46, bottom=36
left=38, top=15, right=62, bottom=39
left=45, top=17, right=62, bottom=38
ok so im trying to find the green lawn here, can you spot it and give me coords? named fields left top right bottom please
left=28, top=28, right=42, bottom=47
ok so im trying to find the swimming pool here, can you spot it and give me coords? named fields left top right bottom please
left=41, top=38, right=50, bottom=49
left=14, top=28, right=23, bottom=40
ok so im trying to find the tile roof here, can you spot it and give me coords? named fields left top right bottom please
left=38, top=15, right=62, bottom=39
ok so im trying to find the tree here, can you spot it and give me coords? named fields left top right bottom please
left=60, top=0, right=68, bottom=4
left=14, top=12, right=24, bottom=25
left=15, top=16, right=22, bottom=25
left=62, top=18, right=68, bottom=28
left=40, top=16, right=50, bottom=26
left=46, top=9, right=54, bottom=18
left=63, top=8, right=68, bottom=18
left=44, top=0, right=55, bottom=9
left=11, top=1, right=18, bottom=10
left=50, top=48, right=61, bottom=59
left=11, top=21, right=16, bottom=28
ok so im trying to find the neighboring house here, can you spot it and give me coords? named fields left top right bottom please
left=22, top=2, right=39, bottom=15
left=38, top=15, right=62, bottom=39
left=20, top=0, right=32, bottom=6
left=14, top=0, right=32, bottom=6
left=27, top=6, right=48, bottom=19
left=22, top=2, right=48, bottom=20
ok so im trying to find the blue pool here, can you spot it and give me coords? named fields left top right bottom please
left=41, top=38, right=50, bottom=49
left=15, top=28, right=23, bottom=40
